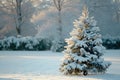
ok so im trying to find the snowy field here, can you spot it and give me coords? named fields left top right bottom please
left=0, top=50, right=120, bottom=80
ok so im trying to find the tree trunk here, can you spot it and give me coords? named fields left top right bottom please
left=53, top=0, right=64, bottom=40
left=58, top=10, right=62, bottom=40
left=16, top=0, right=22, bottom=35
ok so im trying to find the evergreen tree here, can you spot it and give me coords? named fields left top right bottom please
left=60, top=6, right=111, bottom=75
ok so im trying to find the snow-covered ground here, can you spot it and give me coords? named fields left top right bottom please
left=0, top=50, right=120, bottom=80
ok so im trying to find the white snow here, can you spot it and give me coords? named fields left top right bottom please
left=0, top=50, right=120, bottom=80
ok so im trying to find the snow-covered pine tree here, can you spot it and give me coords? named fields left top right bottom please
left=60, top=6, right=111, bottom=75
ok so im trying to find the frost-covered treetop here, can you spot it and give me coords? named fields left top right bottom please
left=70, top=6, right=97, bottom=40
left=73, top=6, right=97, bottom=30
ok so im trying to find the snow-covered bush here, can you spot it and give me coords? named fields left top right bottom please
left=102, top=37, right=120, bottom=49
left=60, top=7, right=111, bottom=75
left=0, top=40, right=2, bottom=50
left=0, top=36, right=52, bottom=50
left=0, top=36, right=20, bottom=50
left=51, top=39, right=66, bottom=52
left=37, top=38, right=52, bottom=50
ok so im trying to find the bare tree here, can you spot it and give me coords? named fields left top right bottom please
left=113, top=1, right=120, bottom=22
left=0, top=0, right=23, bottom=35
left=0, top=0, right=52, bottom=36
left=53, top=0, right=64, bottom=39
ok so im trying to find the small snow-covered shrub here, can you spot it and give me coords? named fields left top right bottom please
left=0, top=36, right=18, bottom=50
left=51, top=39, right=66, bottom=52
left=0, top=36, right=52, bottom=51
left=102, top=37, right=120, bottom=49
left=37, top=38, right=52, bottom=50
left=0, top=40, right=2, bottom=50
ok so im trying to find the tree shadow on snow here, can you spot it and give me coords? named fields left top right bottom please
left=87, top=73, right=120, bottom=80
left=0, top=78, right=17, bottom=80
